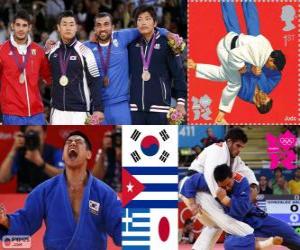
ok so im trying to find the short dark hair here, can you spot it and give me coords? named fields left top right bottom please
left=57, top=10, right=77, bottom=25
left=134, top=5, right=157, bottom=24
left=65, top=131, right=92, bottom=150
left=214, top=164, right=233, bottom=183
left=256, top=98, right=273, bottom=114
left=13, top=10, right=31, bottom=24
left=271, top=50, right=286, bottom=71
left=274, top=167, right=283, bottom=174
left=20, top=126, right=47, bottom=133
left=94, top=12, right=113, bottom=24
left=224, top=127, right=248, bottom=144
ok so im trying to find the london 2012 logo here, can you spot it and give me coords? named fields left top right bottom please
left=266, top=130, right=297, bottom=170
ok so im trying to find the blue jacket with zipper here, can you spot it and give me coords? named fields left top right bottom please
left=128, top=32, right=186, bottom=113
left=48, top=39, right=103, bottom=112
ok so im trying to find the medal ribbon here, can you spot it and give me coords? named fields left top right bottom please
left=140, top=32, right=156, bottom=71
left=58, top=46, right=73, bottom=76
left=9, top=41, right=31, bottom=74
left=97, top=40, right=112, bottom=78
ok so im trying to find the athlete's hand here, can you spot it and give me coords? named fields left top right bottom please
left=238, top=65, right=247, bottom=74
left=92, top=111, right=105, bottom=124
left=251, top=66, right=262, bottom=76
left=187, top=59, right=197, bottom=70
left=189, top=203, right=202, bottom=216
left=176, top=104, right=186, bottom=117
left=0, top=204, right=9, bottom=229
left=216, top=187, right=227, bottom=201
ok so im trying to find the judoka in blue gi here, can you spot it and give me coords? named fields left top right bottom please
left=188, top=1, right=286, bottom=124
left=181, top=164, right=300, bottom=250
left=0, top=131, right=121, bottom=250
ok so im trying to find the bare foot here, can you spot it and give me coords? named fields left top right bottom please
left=215, top=118, right=228, bottom=125
left=273, top=236, right=283, bottom=245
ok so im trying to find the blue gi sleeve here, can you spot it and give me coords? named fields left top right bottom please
left=117, top=28, right=168, bottom=46
left=257, top=70, right=281, bottom=94
left=166, top=43, right=187, bottom=103
left=53, top=149, right=64, bottom=169
left=102, top=190, right=122, bottom=246
left=0, top=186, right=45, bottom=238
left=228, top=178, right=252, bottom=221
left=180, top=174, right=208, bottom=198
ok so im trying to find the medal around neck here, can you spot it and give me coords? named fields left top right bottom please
left=103, top=76, right=109, bottom=87
left=59, top=75, right=69, bottom=86
left=142, top=69, right=151, bottom=81
left=19, top=73, right=25, bottom=84
left=140, top=32, right=156, bottom=82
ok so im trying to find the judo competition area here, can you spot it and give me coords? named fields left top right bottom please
left=178, top=126, right=299, bottom=250
left=0, top=126, right=120, bottom=250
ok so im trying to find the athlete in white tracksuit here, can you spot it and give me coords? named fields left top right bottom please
left=179, top=128, right=259, bottom=250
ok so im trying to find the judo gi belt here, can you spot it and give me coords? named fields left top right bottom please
left=230, top=35, right=239, bottom=50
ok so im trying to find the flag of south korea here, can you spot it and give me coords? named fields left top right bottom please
left=122, top=126, right=178, bottom=166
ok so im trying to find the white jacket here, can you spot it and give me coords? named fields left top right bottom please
left=189, top=141, right=258, bottom=198
left=224, top=32, right=273, bottom=71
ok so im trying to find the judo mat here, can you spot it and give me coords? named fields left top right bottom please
left=179, top=243, right=288, bottom=250
left=0, top=194, right=121, bottom=250
left=188, top=1, right=298, bottom=124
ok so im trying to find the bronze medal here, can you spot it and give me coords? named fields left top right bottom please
left=103, top=76, right=109, bottom=87
left=142, top=70, right=151, bottom=81
left=19, top=73, right=25, bottom=84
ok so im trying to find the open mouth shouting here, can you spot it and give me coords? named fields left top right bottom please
left=68, top=147, right=78, bottom=160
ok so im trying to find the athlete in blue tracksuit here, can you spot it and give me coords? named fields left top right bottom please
left=128, top=5, right=187, bottom=125
left=84, top=12, right=170, bottom=125
left=181, top=164, right=300, bottom=250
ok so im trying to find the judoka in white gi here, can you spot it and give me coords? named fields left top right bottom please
left=0, top=131, right=121, bottom=250
left=189, top=2, right=286, bottom=123
left=179, top=127, right=258, bottom=250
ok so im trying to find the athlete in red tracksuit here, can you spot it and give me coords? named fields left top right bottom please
left=0, top=10, right=52, bottom=125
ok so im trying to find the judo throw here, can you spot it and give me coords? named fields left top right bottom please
left=266, top=130, right=297, bottom=170
left=192, top=95, right=212, bottom=121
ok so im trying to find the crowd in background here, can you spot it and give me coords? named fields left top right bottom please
left=179, top=126, right=300, bottom=196
left=0, top=0, right=187, bottom=117
left=0, top=126, right=121, bottom=193
left=0, top=0, right=186, bottom=44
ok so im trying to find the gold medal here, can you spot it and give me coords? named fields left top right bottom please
left=103, top=76, right=109, bottom=87
left=19, top=73, right=25, bottom=84
left=142, top=70, right=151, bottom=81
left=59, top=75, right=69, bottom=86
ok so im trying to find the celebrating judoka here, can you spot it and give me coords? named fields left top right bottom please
left=188, top=2, right=286, bottom=124
left=0, top=131, right=121, bottom=250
